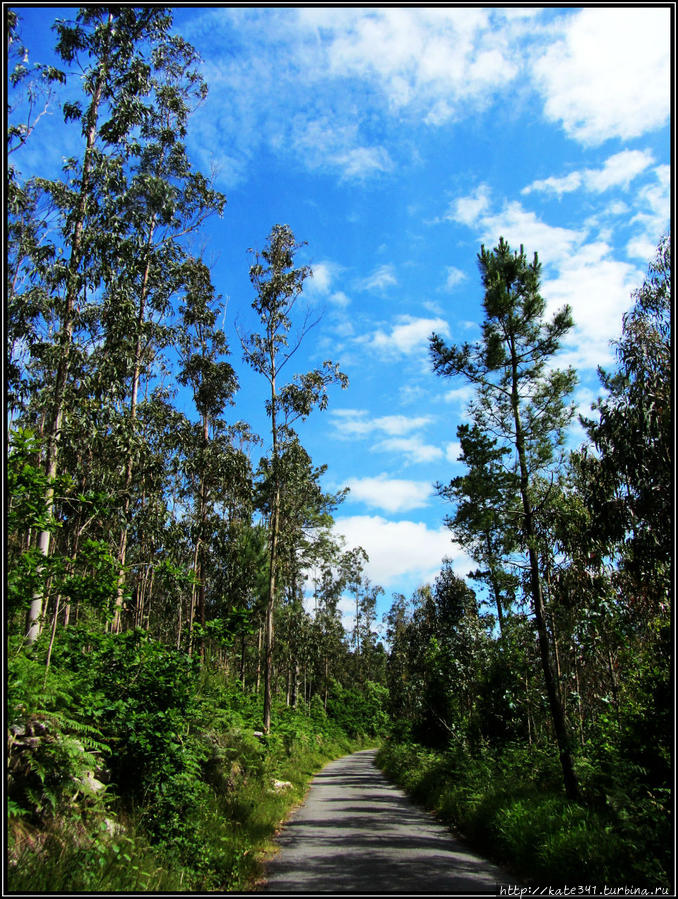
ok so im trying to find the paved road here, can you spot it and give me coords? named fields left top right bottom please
left=261, top=748, right=520, bottom=894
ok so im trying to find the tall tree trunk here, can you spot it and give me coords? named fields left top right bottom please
left=263, top=361, right=279, bottom=733
left=263, top=489, right=279, bottom=731
left=26, top=25, right=112, bottom=643
left=510, top=344, right=579, bottom=802
left=187, top=539, right=200, bottom=657
left=112, top=220, right=156, bottom=634
left=486, top=534, right=504, bottom=634
left=324, top=655, right=329, bottom=710
left=255, top=624, right=262, bottom=695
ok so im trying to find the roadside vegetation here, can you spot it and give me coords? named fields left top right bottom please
left=378, top=235, right=671, bottom=892
left=7, top=7, right=671, bottom=894
left=7, top=629, right=385, bottom=892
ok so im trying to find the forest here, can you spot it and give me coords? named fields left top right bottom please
left=6, top=7, right=672, bottom=893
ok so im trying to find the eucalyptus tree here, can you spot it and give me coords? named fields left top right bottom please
left=579, top=234, right=671, bottom=610
left=384, top=593, right=414, bottom=725
left=241, top=224, right=348, bottom=731
left=574, top=237, right=672, bottom=807
left=354, top=581, right=384, bottom=683
left=311, top=551, right=355, bottom=707
left=425, top=565, right=486, bottom=745
left=339, top=546, right=369, bottom=656
left=149, top=260, right=239, bottom=652
left=16, top=7, right=223, bottom=644
left=256, top=437, right=347, bottom=708
left=6, top=10, right=65, bottom=420
left=430, top=237, right=580, bottom=800
left=93, top=32, right=225, bottom=633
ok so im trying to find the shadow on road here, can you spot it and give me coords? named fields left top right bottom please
left=261, top=749, right=521, bottom=894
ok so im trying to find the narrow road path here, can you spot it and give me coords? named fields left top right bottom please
left=261, top=748, right=519, bottom=893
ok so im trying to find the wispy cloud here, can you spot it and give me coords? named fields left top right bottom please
left=331, top=410, right=442, bottom=466
left=523, top=149, right=655, bottom=197
left=627, top=165, right=671, bottom=260
left=331, top=409, right=432, bottom=439
left=542, top=243, right=642, bottom=369
left=442, top=184, right=656, bottom=375
left=447, top=187, right=585, bottom=271
left=373, top=435, right=444, bottom=466
left=442, top=266, right=467, bottom=291
left=445, top=441, right=463, bottom=464
left=181, top=7, right=668, bottom=190
left=358, top=264, right=398, bottom=292
left=305, top=260, right=353, bottom=308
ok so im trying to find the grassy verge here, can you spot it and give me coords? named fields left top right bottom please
left=376, top=740, right=671, bottom=891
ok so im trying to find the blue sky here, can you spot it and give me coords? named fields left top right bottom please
left=9, top=5, right=672, bottom=634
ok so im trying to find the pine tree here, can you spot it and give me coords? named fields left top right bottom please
left=430, top=237, right=580, bottom=800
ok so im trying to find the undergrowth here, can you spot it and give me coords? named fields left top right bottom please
left=376, top=739, right=671, bottom=891
left=6, top=629, right=382, bottom=893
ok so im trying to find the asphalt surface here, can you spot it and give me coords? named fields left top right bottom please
left=260, top=748, right=520, bottom=894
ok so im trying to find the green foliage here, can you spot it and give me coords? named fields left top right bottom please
left=7, top=643, right=110, bottom=825
left=8, top=3, right=670, bottom=889
left=377, top=738, right=671, bottom=889
left=7, top=622, right=376, bottom=893
left=326, top=679, right=390, bottom=738
left=579, top=234, right=671, bottom=607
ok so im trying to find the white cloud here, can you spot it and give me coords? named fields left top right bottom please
left=450, top=184, right=491, bottom=226
left=444, top=385, right=475, bottom=407
left=523, top=150, right=655, bottom=197
left=183, top=7, right=668, bottom=186
left=586, top=150, right=656, bottom=192
left=627, top=165, right=671, bottom=258
left=479, top=203, right=584, bottom=269
left=447, top=186, right=584, bottom=269
left=288, top=115, right=394, bottom=182
left=399, top=384, right=428, bottom=406
left=626, top=236, right=661, bottom=264
left=330, top=410, right=444, bottom=466
left=306, top=7, right=522, bottom=123
left=522, top=171, right=583, bottom=197
left=344, top=474, right=433, bottom=513
left=331, top=409, right=432, bottom=439
left=543, top=243, right=642, bottom=368
left=443, top=266, right=467, bottom=291
left=329, top=290, right=351, bottom=308
left=307, top=261, right=336, bottom=294
left=335, top=145, right=394, bottom=180
left=359, top=264, right=398, bottom=291
left=445, top=441, right=463, bottom=464
left=332, top=514, right=467, bottom=590
left=364, top=315, right=450, bottom=358
left=573, top=386, right=600, bottom=423
left=182, top=6, right=536, bottom=186
left=373, top=435, right=444, bottom=465
left=304, top=262, right=353, bottom=308
left=532, top=8, right=670, bottom=144
left=443, top=187, right=652, bottom=374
